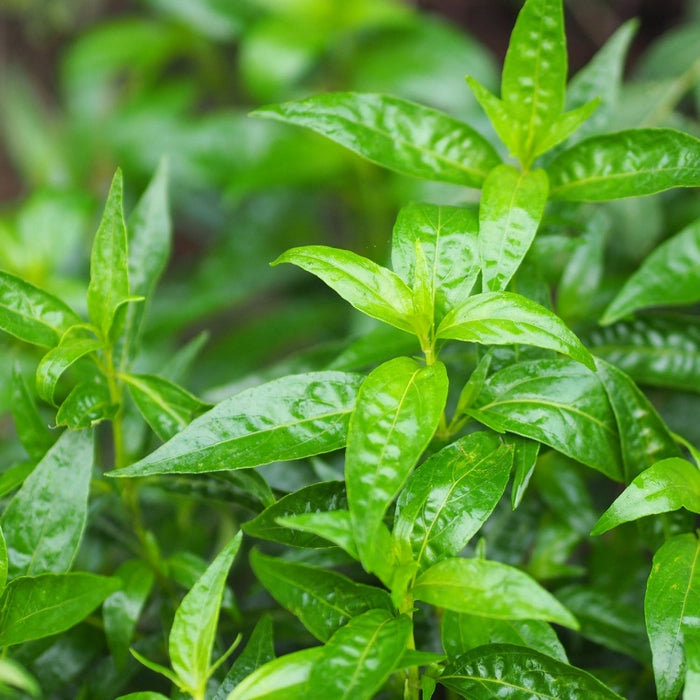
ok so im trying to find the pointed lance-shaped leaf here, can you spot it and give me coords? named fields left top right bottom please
left=55, top=381, right=117, bottom=430
left=11, top=365, right=55, bottom=460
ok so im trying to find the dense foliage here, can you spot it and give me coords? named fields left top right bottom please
left=1, top=0, right=700, bottom=698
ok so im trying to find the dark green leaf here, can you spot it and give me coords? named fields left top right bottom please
left=0, top=270, right=80, bottom=347
left=1, top=428, right=93, bottom=577
left=440, top=644, right=624, bottom=699
left=436, top=291, right=594, bottom=369
left=413, top=557, right=578, bottom=628
left=548, top=129, right=700, bottom=201
left=55, top=381, right=117, bottom=430
left=113, top=371, right=362, bottom=477
left=478, top=165, right=549, bottom=292
left=602, top=218, right=700, bottom=324
left=394, top=432, right=513, bottom=570
left=455, top=350, right=492, bottom=417
left=306, top=609, right=411, bottom=700
left=272, top=246, right=415, bottom=334
left=645, top=533, right=700, bottom=700
left=468, top=358, right=623, bottom=479
left=0, top=463, right=34, bottom=499
left=253, top=92, right=501, bottom=187
left=509, top=435, right=540, bottom=509
left=345, top=357, right=448, bottom=574
left=0, top=572, right=120, bottom=647
left=11, top=365, right=55, bottom=460
left=250, top=550, right=392, bottom=642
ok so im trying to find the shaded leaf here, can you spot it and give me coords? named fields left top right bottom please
left=55, top=381, right=117, bottom=430
left=11, top=365, right=55, bottom=460
left=509, top=435, right=540, bottom=509
left=276, top=510, right=358, bottom=559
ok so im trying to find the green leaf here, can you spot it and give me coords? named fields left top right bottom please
left=548, top=129, right=700, bottom=201
left=1, top=428, right=93, bottom=577
left=169, top=532, right=242, bottom=696
left=531, top=99, right=600, bottom=157
left=0, top=572, right=120, bottom=647
left=35, top=326, right=103, bottom=405
left=87, top=169, right=132, bottom=339
left=441, top=611, right=567, bottom=662
left=11, top=365, right=55, bottom=460
left=0, top=526, right=7, bottom=594
left=394, top=432, right=513, bottom=570
left=227, top=647, right=322, bottom=700
left=596, top=358, right=681, bottom=481
left=103, top=559, right=155, bottom=670
left=116, top=693, right=170, bottom=700
left=413, top=557, right=578, bottom=628
left=593, top=458, right=700, bottom=535
left=276, top=510, right=358, bottom=559
left=501, top=0, right=567, bottom=162
left=391, top=203, right=480, bottom=321
left=242, top=481, right=348, bottom=549
left=478, top=165, right=549, bottom=292
left=345, top=357, right=448, bottom=574
left=113, top=371, right=362, bottom=477
left=440, top=644, right=624, bottom=699
left=468, top=358, right=623, bottom=480
left=250, top=550, right=392, bottom=642
left=645, top=533, right=700, bottom=700
left=0, top=463, right=34, bottom=499
left=55, top=380, right=117, bottom=430
left=130, top=649, right=181, bottom=687
left=466, top=76, right=519, bottom=157
left=272, top=246, right=415, bottom=334
left=306, top=609, right=412, bottom=700
left=602, top=218, right=700, bottom=324
left=685, top=629, right=700, bottom=700
left=509, top=435, right=540, bottom=509
left=455, top=350, right=492, bottom=417
left=124, top=373, right=211, bottom=441
left=0, top=657, right=40, bottom=698
left=0, top=270, right=80, bottom=347
left=253, top=92, right=501, bottom=188
left=436, top=291, right=595, bottom=369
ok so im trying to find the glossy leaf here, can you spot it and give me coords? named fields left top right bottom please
left=394, top=432, right=513, bottom=570
left=440, top=644, right=624, bottom=699
left=596, top=358, right=680, bottom=481
left=441, top=611, right=567, bottom=662
left=466, top=76, right=519, bottom=157
left=113, top=371, right=362, bottom=477
left=0, top=526, right=7, bottom=594
left=1, top=428, right=93, bottom=577
left=593, top=459, right=700, bottom=535
left=306, top=609, right=411, bottom=700
left=413, top=557, right=578, bottom=628
left=455, top=350, right=492, bottom=416
left=645, top=533, right=700, bottom=700
left=11, top=365, right=54, bottom=460
left=0, top=270, right=80, bottom=347
left=436, top=291, right=594, bottom=369
left=169, top=532, right=242, bottom=696
left=531, top=99, right=600, bottom=157
left=103, top=559, right=155, bottom=669
left=250, top=550, right=391, bottom=642
left=253, top=92, right=501, bottom=187
left=345, top=357, right=448, bottom=574
left=548, top=129, right=700, bottom=201
left=124, top=373, right=211, bottom=441
left=87, top=169, right=132, bottom=339
left=478, top=165, right=549, bottom=292
left=55, top=381, right=117, bottom=430
left=391, top=202, right=480, bottom=321
left=602, top=218, right=700, bottom=324
left=276, top=510, right=358, bottom=559
left=272, top=246, right=415, bottom=334
left=0, top=572, right=120, bottom=647
left=242, top=481, right=347, bottom=549
left=509, top=435, right=540, bottom=509
left=468, top=358, right=623, bottom=480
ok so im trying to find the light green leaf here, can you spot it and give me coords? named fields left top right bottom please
left=11, top=365, right=55, bottom=460
left=0, top=270, right=80, bottom=347
left=306, top=610, right=412, bottom=700
left=87, top=169, right=131, bottom=339
left=593, top=458, right=700, bottom=535
left=436, top=291, right=594, bottom=370
left=440, top=644, right=624, bottom=699
left=115, top=693, right=170, bottom=700
left=170, top=532, right=242, bottom=697
left=113, top=371, right=362, bottom=477
left=602, top=218, right=700, bottom=324
left=276, top=510, right=358, bottom=559
left=414, top=557, right=578, bottom=628
left=0, top=572, right=120, bottom=647
left=250, top=550, right=392, bottom=642
left=130, top=649, right=181, bottom=687
left=1, top=428, right=93, bottom=577
left=478, top=165, right=549, bottom=292
left=468, top=358, right=623, bottom=480
left=0, top=463, right=34, bottom=499
left=0, top=526, right=6, bottom=594
left=346, top=357, right=448, bottom=574
left=0, top=657, right=40, bottom=698
left=548, top=129, right=700, bottom=201
left=645, top=533, right=700, bottom=700
left=685, top=629, right=700, bottom=700
left=394, top=432, right=513, bottom=570
left=466, top=76, right=519, bottom=157
left=530, top=99, right=600, bottom=157
left=272, top=245, right=415, bottom=334
left=509, top=435, right=540, bottom=509
left=124, top=373, right=211, bottom=441
left=253, top=92, right=501, bottom=187
left=55, top=381, right=117, bottom=430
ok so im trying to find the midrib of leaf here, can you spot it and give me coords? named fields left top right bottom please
left=522, top=5, right=549, bottom=161
left=493, top=171, right=525, bottom=286
left=1, top=588, right=99, bottom=630
left=442, top=673, right=557, bottom=700
left=0, top=302, right=63, bottom=336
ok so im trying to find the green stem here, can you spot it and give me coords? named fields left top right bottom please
left=400, top=595, right=420, bottom=700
